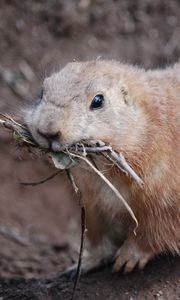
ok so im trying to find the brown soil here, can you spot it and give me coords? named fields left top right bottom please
left=0, top=1, right=179, bottom=299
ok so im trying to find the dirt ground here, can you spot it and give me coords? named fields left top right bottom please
left=0, top=1, right=180, bottom=299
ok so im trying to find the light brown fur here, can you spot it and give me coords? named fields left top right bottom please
left=25, top=60, right=180, bottom=274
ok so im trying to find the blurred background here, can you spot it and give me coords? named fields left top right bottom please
left=0, top=0, right=180, bottom=298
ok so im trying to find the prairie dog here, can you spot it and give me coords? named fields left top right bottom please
left=25, top=60, right=180, bottom=274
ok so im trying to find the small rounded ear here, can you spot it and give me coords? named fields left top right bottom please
left=121, top=85, right=133, bottom=106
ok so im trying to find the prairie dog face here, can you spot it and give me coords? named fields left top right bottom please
left=25, top=61, right=146, bottom=151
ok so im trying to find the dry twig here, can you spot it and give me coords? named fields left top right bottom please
left=20, top=170, right=61, bottom=186
left=66, top=170, right=86, bottom=300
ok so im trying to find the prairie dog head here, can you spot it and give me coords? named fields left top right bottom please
left=25, top=61, right=147, bottom=152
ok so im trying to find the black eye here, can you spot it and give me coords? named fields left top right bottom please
left=90, top=94, right=104, bottom=110
left=34, top=89, right=43, bottom=107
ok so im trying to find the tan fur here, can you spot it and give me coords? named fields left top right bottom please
left=25, top=60, right=180, bottom=273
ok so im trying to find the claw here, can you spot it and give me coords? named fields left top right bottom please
left=124, top=259, right=138, bottom=273
left=112, top=238, right=153, bottom=273
left=112, top=258, right=126, bottom=273
left=138, top=257, right=149, bottom=270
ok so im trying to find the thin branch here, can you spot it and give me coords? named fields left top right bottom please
left=66, top=170, right=79, bottom=194
left=102, top=152, right=128, bottom=175
left=69, top=145, right=111, bottom=153
left=109, top=150, right=144, bottom=187
left=0, top=115, right=36, bottom=146
left=71, top=205, right=86, bottom=300
left=20, top=170, right=61, bottom=186
left=0, top=113, right=26, bottom=129
left=66, top=170, right=86, bottom=300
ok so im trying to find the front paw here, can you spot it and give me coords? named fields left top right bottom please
left=112, top=238, right=153, bottom=273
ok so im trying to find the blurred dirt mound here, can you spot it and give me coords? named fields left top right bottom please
left=1, top=0, right=180, bottom=70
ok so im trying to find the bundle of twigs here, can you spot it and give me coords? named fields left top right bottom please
left=0, top=113, right=143, bottom=226
left=0, top=113, right=144, bottom=299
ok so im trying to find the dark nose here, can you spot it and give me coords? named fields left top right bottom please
left=38, top=129, right=60, bottom=145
